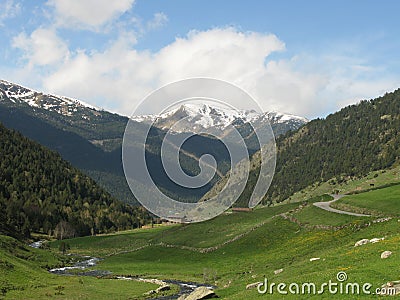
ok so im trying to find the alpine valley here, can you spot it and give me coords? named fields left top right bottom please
left=1, top=79, right=400, bottom=299
left=0, top=79, right=307, bottom=204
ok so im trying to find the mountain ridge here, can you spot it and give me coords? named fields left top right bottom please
left=0, top=79, right=308, bottom=205
left=0, top=79, right=99, bottom=114
left=131, top=102, right=308, bottom=134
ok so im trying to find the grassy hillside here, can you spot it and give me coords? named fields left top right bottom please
left=282, top=164, right=400, bottom=204
left=0, top=235, right=62, bottom=290
left=1, top=185, right=397, bottom=298
left=332, top=184, right=400, bottom=217
left=42, top=186, right=400, bottom=299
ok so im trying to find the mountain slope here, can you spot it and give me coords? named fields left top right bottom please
left=0, top=80, right=307, bottom=205
left=0, top=79, right=126, bottom=152
left=261, top=89, right=400, bottom=203
left=0, top=122, right=145, bottom=239
left=204, top=88, right=400, bottom=207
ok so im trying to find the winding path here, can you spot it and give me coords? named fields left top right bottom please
left=313, top=194, right=371, bottom=217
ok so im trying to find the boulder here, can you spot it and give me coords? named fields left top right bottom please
left=309, top=257, right=320, bottom=262
left=274, top=268, right=283, bottom=275
left=143, top=290, right=156, bottom=296
left=381, top=251, right=392, bottom=259
left=369, top=237, right=384, bottom=244
left=354, top=239, right=370, bottom=247
left=223, top=280, right=232, bottom=288
left=246, top=282, right=262, bottom=289
left=183, top=286, right=218, bottom=300
left=156, top=285, right=170, bottom=293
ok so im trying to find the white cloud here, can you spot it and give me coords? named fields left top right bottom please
left=42, top=27, right=287, bottom=114
left=251, top=58, right=330, bottom=117
left=0, top=0, right=21, bottom=25
left=46, top=0, right=135, bottom=30
left=156, top=28, right=285, bottom=84
left=146, top=12, right=168, bottom=30
left=324, top=73, right=399, bottom=112
left=12, top=28, right=69, bottom=67
left=9, top=26, right=400, bottom=118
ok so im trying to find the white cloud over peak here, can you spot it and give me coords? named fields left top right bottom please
left=12, top=28, right=69, bottom=67
left=8, top=24, right=400, bottom=118
left=156, top=28, right=285, bottom=83
left=42, top=28, right=290, bottom=114
left=46, top=0, right=135, bottom=30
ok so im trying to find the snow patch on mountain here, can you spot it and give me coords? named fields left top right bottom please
left=0, top=79, right=98, bottom=117
left=0, top=79, right=308, bottom=132
left=131, top=103, right=308, bottom=132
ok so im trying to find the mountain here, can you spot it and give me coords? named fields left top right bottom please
left=222, top=88, right=400, bottom=207
left=0, top=80, right=307, bottom=205
left=0, top=122, right=147, bottom=240
left=0, top=80, right=227, bottom=203
left=0, top=79, right=126, bottom=152
left=0, top=80, right=143, bottom=204
left=0, top=79, right=97, bottom=114
left=132, top=103, right=307, bottom=137
left=132, top=103, right=308, bottom=166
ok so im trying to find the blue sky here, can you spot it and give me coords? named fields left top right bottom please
left=1, top=0, right=400, bottom=118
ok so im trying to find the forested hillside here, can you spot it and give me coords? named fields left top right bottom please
left=264, top=89, right=400, bottom=203
left=0, top=123, right=149, bottom=240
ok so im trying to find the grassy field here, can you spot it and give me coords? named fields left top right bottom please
left=1, top=188, right=399, bottom=299
left=53, top=191, right=400, bottom=299
left=292, top=205, right=367, bottom=226
left=0, top=235, right=177, bottom=299
left=285, top=165, right=400, bottom=204
left=50, top=202, right=300, bottom=256
left=4, top=276, right=161, bottom=300
left=50, top=226, right=173, bottom=257
left=332, top=184, right=400, bottom=217
left=94, top=216, right=399, bottom=299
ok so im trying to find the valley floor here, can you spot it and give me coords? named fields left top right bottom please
left=1, top=185, right=400, bottom=299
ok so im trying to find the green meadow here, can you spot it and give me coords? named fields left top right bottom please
left=333, top=184, right=400, bottom=217
left=1, top=184, right=399, bottom=299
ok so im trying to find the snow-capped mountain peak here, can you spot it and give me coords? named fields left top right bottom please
left=131, top=103, right=308, bottom=134
left=0, top=80, right=308, bottom=136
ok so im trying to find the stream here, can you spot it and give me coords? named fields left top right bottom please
left=152, top=279, right=216, bottom=300
left=29, top=242, right=215, bottom=299
left=29, top=240, right=44, bottom=248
